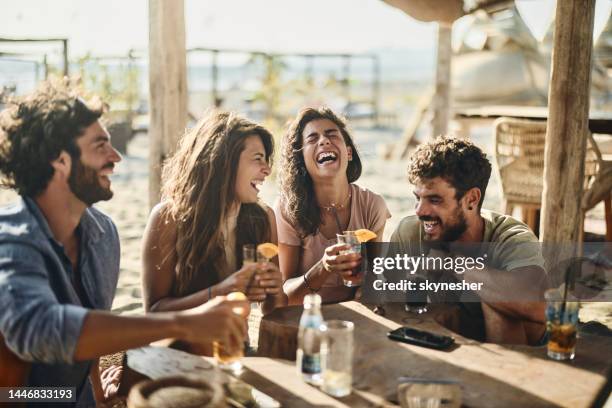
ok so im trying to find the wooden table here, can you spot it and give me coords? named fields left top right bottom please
left=454, top=105, right=612, bottom=135
left=256, top=302, right=612, bottom=408
left=125, top=302, right=611, bottom=407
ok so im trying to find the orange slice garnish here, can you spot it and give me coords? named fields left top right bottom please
left=257, top=242, right=279, bottom=259
left=354, top=229, right=377, bottom=243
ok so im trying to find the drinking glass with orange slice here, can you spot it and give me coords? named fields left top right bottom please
left=336, top=229, right=377, bottom=287
left=213, top=291, right=248, bottom=374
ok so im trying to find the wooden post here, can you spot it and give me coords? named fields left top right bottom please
left=342, top=54, right=351, bottom=107
left=372, top=55, right=380, bottom=126
left=211, top=49, right=219, bottom=107
left=148, top=0, right=188, bottom=208
left=540, top=0, right=595, bottom=247
left=431, top=22, right=452, bottom=139
left=62, top=39, right=69, bottom=77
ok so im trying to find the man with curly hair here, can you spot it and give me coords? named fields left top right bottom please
left=390, top=137, right=547, bottom=345
left=0, top=80, right=248, bottom=406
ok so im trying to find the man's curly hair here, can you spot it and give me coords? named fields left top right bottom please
left=0, top=79, right=104, bottom=197
left=408, top=137, right=491, bottom=209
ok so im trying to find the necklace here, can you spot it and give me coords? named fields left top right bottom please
left=320, top=191, right=352, bottom=212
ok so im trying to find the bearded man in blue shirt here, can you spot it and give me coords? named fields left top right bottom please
left=0, top=80, right=248, bottom=406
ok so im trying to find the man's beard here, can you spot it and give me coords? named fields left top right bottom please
left=421, top=206, right=468, bottom=243
left=68, top=158, right=113, bottom=206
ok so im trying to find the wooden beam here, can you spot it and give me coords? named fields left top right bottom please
left=431, top=22, right=452, bottom=138
left=148, top=0, right=188, bottom=208
left=540, top=1, right=595, bottom=249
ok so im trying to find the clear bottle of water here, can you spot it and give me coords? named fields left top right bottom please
left=297, top=293, right=324, bottom=384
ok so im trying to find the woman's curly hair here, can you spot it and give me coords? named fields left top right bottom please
left=407, top=136, right=491, bottom=209
left=279, top=107, right=362, bottom=236
left=0, top=79, right=104, bottom=197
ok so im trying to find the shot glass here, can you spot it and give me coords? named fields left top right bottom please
left=213, top=292, right=249, bottom=373
left=242, top=244, right=257, bottom=266
left=336, top=231, right=363, bottom=287
left=545, top=288, right=579, bottom=361
left=321, top=320, right=354, bottom=397
left=405, top=276, right=428, bottom=314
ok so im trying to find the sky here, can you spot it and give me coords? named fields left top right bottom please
left=0, top=0, right=610, bottom=59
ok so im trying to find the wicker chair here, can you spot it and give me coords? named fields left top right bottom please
left=494, top=117, right=611, bottom=239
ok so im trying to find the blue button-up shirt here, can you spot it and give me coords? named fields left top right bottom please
left=0, top=197, right=120, bottom=405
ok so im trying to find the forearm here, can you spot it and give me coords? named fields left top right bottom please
left=463, top=266, right=546, bottom=323
left=74, top=310, right=183, bottom=362
left=261, top=292, right=288, bottom=315
left=149, top=286, right=217, bottom=313
left=483, top=301, right=546, bottom=324
left=283, top=261, right=330, bottom=306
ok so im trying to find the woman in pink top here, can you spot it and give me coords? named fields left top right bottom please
left=275, top=107, right=391, bottom=304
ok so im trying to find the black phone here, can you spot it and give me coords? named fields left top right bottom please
left=387, top=327, right=455, bottom=350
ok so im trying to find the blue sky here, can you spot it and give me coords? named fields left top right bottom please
left=0, top=0, right=610, bottom=57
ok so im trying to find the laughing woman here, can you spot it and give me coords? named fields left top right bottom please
left=142, top=111, right=287, bottom=325
left=276, top=107, right=391, bottom=305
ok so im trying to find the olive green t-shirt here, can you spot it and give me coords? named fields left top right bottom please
left=389, top=210, right=544, bottom=341
left=390, top=209, right=545, bottom=271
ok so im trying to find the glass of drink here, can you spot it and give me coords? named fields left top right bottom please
left=243, top=244, right=257, bottom=265
left=213, top=292, right=248, bottom=373
left=336, top=231, right=363, bottom=287
left=405, top=276, right=428, bottom=314
left=545, top=288, right=579, bottom=360
left=321, top=320, right=354, bottom=397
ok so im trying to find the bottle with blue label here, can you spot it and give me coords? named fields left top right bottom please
left=297, top=293, right=324, bottom=384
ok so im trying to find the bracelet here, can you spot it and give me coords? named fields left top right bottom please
left=303, top=272, right=321, bottom=293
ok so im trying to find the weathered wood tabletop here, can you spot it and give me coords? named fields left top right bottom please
left=257, top=301, right=612, bottom=408
left=126, top=302, right=611, bottom=407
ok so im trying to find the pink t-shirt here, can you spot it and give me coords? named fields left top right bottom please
left=275, top=183, right=391, bottom=303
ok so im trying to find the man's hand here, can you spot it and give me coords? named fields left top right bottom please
left=100, top=364, right=122, bottom=401
left=177, top=296, right=249, bottom=352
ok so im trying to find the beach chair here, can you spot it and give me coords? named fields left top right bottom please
left=493, top=117, right=611, bottom=240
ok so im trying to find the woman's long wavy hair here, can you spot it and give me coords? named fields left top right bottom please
left=279, top=107, right=362, bottom=237
left=161, top=110, right=274, bottom=296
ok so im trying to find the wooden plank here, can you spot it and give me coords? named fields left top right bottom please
left=148, top=0, right=188, bottom=208
left=259, top=302, right=611, bottom=407
left=454, top=106, right=612, bottom=134
left=540, top=0, right=596, bottom=249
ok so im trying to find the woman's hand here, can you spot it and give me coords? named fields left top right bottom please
left=321, top=243, right=362, bottom=282
left=216, top=264, right=259, bottom=298
left=253, top=262, right=283, bottom=296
